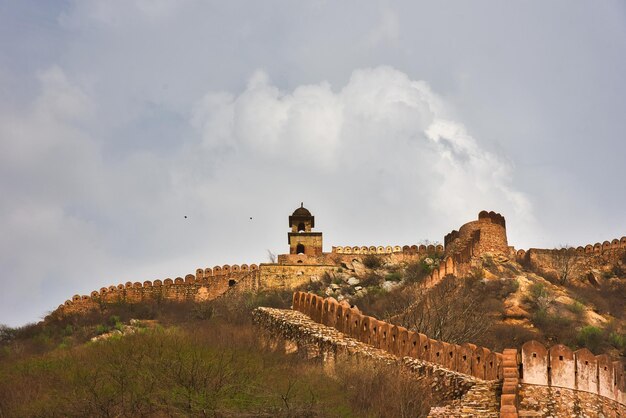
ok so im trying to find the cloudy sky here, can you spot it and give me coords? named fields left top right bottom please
left=1, top=1, right=625, bottom=326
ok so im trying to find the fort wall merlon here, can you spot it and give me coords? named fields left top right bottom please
left=519, top=340, right=626, bottom=405
left=49, top=263, right=260, bottom=319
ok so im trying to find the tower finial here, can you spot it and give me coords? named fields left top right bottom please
left=301, top=202, right=303, bottom=208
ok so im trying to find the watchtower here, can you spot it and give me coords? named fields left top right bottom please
left=288, top=203, right=323, bottom=256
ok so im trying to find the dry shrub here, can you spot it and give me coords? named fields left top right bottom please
left=336, top=362, right=432, bottom=418
left=362, top=254, right=383, bottom=269
left=0, top=322, right=352, bottom=417
left=570, top=279, right=626, bottom=318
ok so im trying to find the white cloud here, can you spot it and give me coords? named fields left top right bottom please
left=192, top=66, right=533, bottom=225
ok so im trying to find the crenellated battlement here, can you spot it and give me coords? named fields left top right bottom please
left=50, top=263, right=260, bottom=319
left=515, top=236, right=626, bottom=262
left=332, top=244, right=443, bottom=255
left=292, top=290, right=503, bottom=380
left=290, top=291, right=626, bottom=415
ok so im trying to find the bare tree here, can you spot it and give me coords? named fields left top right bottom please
left=266, top=249, right=277, bottom=263
left=552, top=245, right=579, bottom=285
left=395, top=276, right=489, bottom=344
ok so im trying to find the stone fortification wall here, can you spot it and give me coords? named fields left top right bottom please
left=291, top=291, right=503, bottom=381
left=444, top=211, right=509, bottom=261
left=501, top=340, right=626, bottom=417
left=519, top=340, right=625, bottom=406
left=332, top=244, right=444, bottom=255
left=253, top=306, right=500, bottom=417
left=50, top=263, right=259, bottom=319
left=518, top=385, right=625, bottom=417
left=516, top=236, right=626, bottom=261
left=515, top=237, right=626, bottom=264
left=291, top=291, right=626, bottom=417
left=515, top=236, right=626, bottom=281
left=277, top=243, right=443, bottom=266
left=258, top=263, right=338, bottom=290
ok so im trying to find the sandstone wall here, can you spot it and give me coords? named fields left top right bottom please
left=277, top=244, right=444, bottom=266
left=444, top=210, right=509, bottom=261
left=252, top=307, right=498, bottom=415
left=516, top=236, right=626, bottom=282
left=518, top=384, right=626, bottom=418
left=519, top=340, right=625, bottom=405
left=290, top=291, right=626, bottom=418
left=332, top=244, right=444, bottom=255
left=291, top=290, right=503, bottom=381
left=49, top=263, right=260, bottom=319
left=258, top=263, right=338, bottom=290
left=288, top=232, right=323, bottom=255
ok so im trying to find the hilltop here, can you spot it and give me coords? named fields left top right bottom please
left=0, top=207, right=624, bottom=417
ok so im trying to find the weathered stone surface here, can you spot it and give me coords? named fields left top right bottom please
left=518, top=384, right=626, bottom=418
left=51, top=269, right=261, bottom=319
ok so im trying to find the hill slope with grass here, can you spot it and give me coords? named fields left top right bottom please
left=1, top=250, right=624, bottom=417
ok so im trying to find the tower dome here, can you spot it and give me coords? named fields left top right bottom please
left=291, top=204, right=312, bottom=217
left=289, top=203, right=315, bottom=230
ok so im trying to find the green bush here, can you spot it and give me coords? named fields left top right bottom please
left=567, top=300, right=585, bottom=315
left=108, top=315, right=121, bottom=326
left=608, top=332, right=626, bottom=350
left=62, top=325, right=74, bottom=336
left=385, top=272, right=403, bottom=282
left=95, top=324, right=109, bottom=335
left=532, top=308, right=549, bottom=327
left=577, top=326, right=604, bottom=353
left=529, top=283, right=548, bottom=300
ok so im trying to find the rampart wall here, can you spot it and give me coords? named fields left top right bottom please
left=332, top=244, right=444, bottom=255
left=291, top=291, right=503, bottom=381
left=253, top=306, right=500, bottom=417
left=258, top=263, right=338, bottom=290
left=518, top=340, right=625, bottom=406
left=290, top=291, right=626, bottom=417
left=277, top=244, right=444, bottom=266
left=500, top=340, right=626, bottom=417
left=49, top=263, right=260, bottom=319
left=514, top=236, right=626, bottom=284
left=515, top=236, right=626, bottom=263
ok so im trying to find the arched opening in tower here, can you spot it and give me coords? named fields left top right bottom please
left=296, top=244, right=305, bottom=254
left=297, top=222, right=305, bottom=232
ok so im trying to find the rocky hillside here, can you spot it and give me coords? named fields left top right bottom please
left=302, top=252, right=626, bottom=358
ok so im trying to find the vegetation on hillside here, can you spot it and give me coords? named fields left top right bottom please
left=0, top=290, right=432, bottom=418
left=301, top=252, right=626, bottom=357
left=2, top=249, right=625, bottom=417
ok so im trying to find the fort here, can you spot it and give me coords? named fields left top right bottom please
left=49, top=204, right=626, bottom=417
